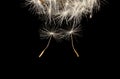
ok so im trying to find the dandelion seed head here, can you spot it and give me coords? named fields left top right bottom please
left=26, top=0, right=100, bottom=24
left=49, top=32, right=54, bottom=35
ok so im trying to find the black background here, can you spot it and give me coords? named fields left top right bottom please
left=7, top=0, right=118, bottom=65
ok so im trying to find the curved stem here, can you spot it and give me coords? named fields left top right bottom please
left=71, top=35, right=79, bottom=57
left=39, top=36, right=52, bottom=58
